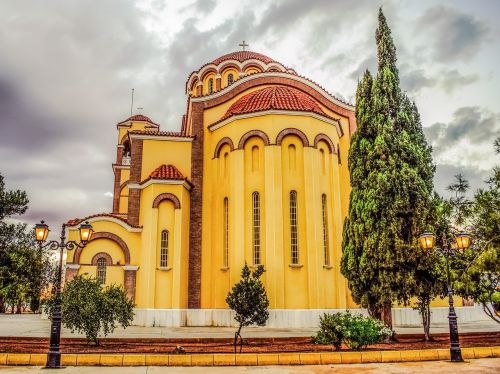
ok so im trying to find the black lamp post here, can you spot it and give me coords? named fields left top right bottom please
left=35, top=220, right=94, bottom=369
left=418, top=231, right=471, bottom=362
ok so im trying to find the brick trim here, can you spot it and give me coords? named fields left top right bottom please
left=72, top=232, right=131, bottom=265
left=313, top=133, right=336, bottom=154
left=337, top=143, right=341, bottom=164
left=213, top=137, right=235, bottom=158
left=91, top=252, right=113, bottom=265
left=276, top=128, right=309, bottom=147
left=120, top=180, right=129, bottom=191
left=124, top=269, right=137, bottom=302
left=152, top=193, right=181, bottom=209
left=237, top=130, right=271, bottom=149
left=188, top=102, right=205, bottom=308
left=127, top=139, right=143, bottom=226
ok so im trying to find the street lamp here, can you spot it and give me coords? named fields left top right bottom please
left=35, top=220, right=94, bottom=369
left=418, top=231, right=471, bottom=362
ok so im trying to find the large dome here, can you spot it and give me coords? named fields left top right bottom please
left=210, top=51, right=277, bottom=65
left=218, top=86, right=335, bottom=122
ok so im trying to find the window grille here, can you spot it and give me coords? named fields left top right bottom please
left=160, top=230, right=169, bottom=267
left=228, top=74, right=234, bottom=85
left=290, top=191, right=299, bottom=264
left=322, top=194, right=330, bottom=266
left=208, top=78, right=214, bottom=94
left=96, top=258, right=106, bottom=284
left=224, top=198, right=229, bottom=267
left=252, top=192, right=261, bottom=265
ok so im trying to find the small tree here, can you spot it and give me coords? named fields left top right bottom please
left=226, top=264, right=269, bottom=353
left=44, top=275, right=134, bottom=345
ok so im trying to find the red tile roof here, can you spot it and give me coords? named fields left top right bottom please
left=117, top=114, right=159, bottom=126
left=129, top=130, right=193, bottom=138
left=211, top=51, right=276, bottom=65
left=148, top=164, right=185, bottom=181
left=213, top=86, right=336, bottom=125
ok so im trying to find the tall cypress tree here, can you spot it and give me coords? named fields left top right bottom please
left=341, top=8, right=435, bottom=327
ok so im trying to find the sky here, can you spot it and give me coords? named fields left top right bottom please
left=0, top=0, right=499, bottom=229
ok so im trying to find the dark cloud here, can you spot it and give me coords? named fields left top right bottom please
left=348, top=56, right=377, bottom=81
left=400, top=67, right=437, bottom=93
left=439, top=69, right=479, bottom=94
left=415, top=6, right=488, bottom=62
left=425, top=107, right=499, bottom=148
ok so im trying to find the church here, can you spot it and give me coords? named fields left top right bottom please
left=64, top=49, right=367, bottom=327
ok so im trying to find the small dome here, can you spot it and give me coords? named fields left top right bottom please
left=211, top=51, right=276, bottom=66
left=117, top=114, right=159, bottom=126
left=219, top=86, right=333, bottom=122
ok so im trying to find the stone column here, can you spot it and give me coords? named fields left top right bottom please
left=123, top=265, right=139, bottom=303
left=196, top=82, right=203, bottom=97
left=64, top=264, right=80, bottom=284
left=215, top=74, right=222, bottom=91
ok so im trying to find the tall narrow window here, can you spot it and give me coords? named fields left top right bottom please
left=223, top=152, right=229, bottom=177
left=96, top=258, right=106, bottom=284
left=208, top=78, right=214, bottom=94
left=290, top=190, right=299, bottom=264
left=228, top=73, right=234, bottom=85
left=288, top=144, right=296, bottom=170
left=223, top=197, right=229, bottom=268
left=252, top=192, right=261, bottom=265
left=320, top=148, right=326, bottom=174
left=251, top=145, right=259, bottom=172
left=160, top=230, right=169, bottom=267
left=322, top=194, right=330, bottom=266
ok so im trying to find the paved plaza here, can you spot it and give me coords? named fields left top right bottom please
left=0, top=358, right=498, bottom=373
left=0, top=314, right=499, bottom=340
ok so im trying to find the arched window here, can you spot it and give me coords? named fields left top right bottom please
left=288, top=144, right=296, bottom=170
left=160, top=230, right=169, bottom=267
left=251, top=145, right=259, bottom=172
left=223, top=152, right=229, bottom=177
left=208, top=78, right=214, bottom=94
left=252, top=192, right=261, bottom=265
left=228, top=73, right=234, bottom=85
left=96, top=258, right=106, bottom=284
left=290, top=191, right=299, bottom=264
left=322, top=194, right=330, bottom=266
left=122, top=140, right=131, bottom=165
left=320, top=148, right=326, bottom=174
left=223, top=198, right=229, bottom=268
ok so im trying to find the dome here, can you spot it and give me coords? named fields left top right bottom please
left=210, top=51, right=276, bottom=66
left=218, top=86, right=334, bottom=123
left=117, top=114, right=159, bottom=126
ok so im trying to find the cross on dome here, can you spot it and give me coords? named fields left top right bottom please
left=238, top=40, right=249, bottom=51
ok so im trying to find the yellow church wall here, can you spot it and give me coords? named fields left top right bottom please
left=244, top=67, right=261, bottom=75
left=119, top=185, right=129, bottom=215
left=78, top=265, right=124, bottom=288
left=118, top=121, right=155, bottom=144
left=200, top=110, right=350, bottom=309
left=203, top=72, right=216, bottom=95
left=140, top=140, right=192, bottom=181
left=134, top=183, right=190, bottom=309
left=120, top=169, right=130, bottom=184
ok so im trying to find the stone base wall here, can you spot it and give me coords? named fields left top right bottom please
left=132, top=305, right=491, bottom=328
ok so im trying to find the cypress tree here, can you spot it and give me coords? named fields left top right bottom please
left=341, top=8, right=435, bottom=327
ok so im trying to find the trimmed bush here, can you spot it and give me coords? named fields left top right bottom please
left=313, top=311, right=392, bottom=350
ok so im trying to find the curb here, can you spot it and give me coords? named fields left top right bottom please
left=0, top=346, right=499, bottom=366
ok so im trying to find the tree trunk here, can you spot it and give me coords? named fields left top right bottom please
left=0, top=296, right=5, bottom=313
left=381, top=304, right=392, bottom=329
left=15, top=300, right=22, bottom=314
left=368, top=304, right=381, bottom=320
left=234, top=324, right=243, bottom=353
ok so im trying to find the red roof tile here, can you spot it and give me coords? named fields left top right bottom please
left=213, top=86, right=336, bottom=125
left=211, top=51, right=276, bottom=66
left=117, top=114, right=159, bottom=126
left=148, top=164, right=185, bottom=181
left=128, top=130, right=194, bottom=138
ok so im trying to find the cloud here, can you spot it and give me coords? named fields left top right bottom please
left=434, top=163, right=491, bottom=198
left=400, top=67, right=437, bottom=93
left=415, top=5, right=489, bottom=62
left=439, top=69, right=479, bottom=94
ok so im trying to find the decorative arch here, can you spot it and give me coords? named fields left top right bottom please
left=91, top=252, right=113, bottom=265
left=190, top=77, right=199, bottom=92
left=213, top=137, right=235, bottom=158
left=200, top=68, right=218, bottom=81
left=276, top=128, right=310, bottom=147
left=219, top=62, right=241, bottom=73
left=120, top=134, right=130, bottom=144
left=152, top=193, right=181, bottom=209
left=120, top=180, right=129, bottom=191
left=313, top=134, right=336, bottom=154
left=238, top=130, right=270, bottom=149
left=72, top=232, right=131, bottom=265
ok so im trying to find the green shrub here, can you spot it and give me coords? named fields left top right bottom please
left=313, top=311, right=392, bottom=351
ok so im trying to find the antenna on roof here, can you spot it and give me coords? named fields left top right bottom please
left=130, top=88, right=135, bottom=116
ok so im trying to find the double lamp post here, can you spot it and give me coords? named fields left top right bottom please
left=35, top=220, right=94, bottom=369
left=418, top=231, right=471, bottom=362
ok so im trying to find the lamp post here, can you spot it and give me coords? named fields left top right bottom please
left=418, top=231, right=471, bottom=362
left=35, top=220, right=94, bottom=369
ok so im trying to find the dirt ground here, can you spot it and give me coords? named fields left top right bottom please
left=1, top=332, right=498, bottom=354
